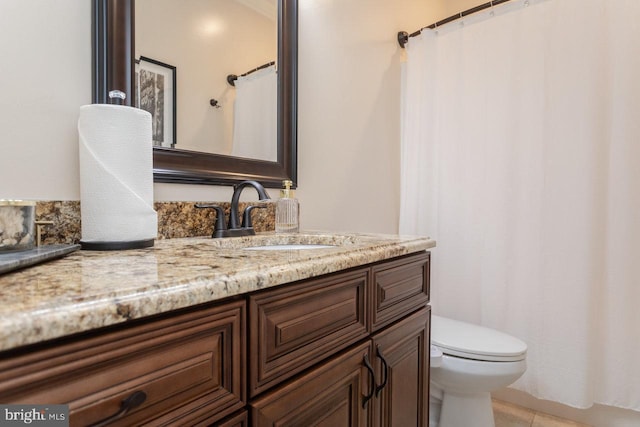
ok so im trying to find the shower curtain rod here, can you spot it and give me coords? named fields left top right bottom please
left=227, top=61, right=276, bottom=87
left=398, top=0, right=512, bottom=48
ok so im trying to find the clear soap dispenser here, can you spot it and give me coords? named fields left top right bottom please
left=275, top=180, right=299, bottom=233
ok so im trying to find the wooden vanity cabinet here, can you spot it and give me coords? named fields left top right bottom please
left=249, top=252, right=431, bottom=427
left=0, top=251, right=430, bottom=426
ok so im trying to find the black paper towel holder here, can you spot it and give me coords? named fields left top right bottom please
left=80, top=239, right=154, bottom=251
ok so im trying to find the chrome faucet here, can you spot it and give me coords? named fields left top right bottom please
left=196, top=180, right=270, bottom=238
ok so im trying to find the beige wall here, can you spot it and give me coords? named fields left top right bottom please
left=0, top=0, right=446, bottom=233
left=0, top=0, right=91, bottom=200
left=295, top=0, right=443, bottom=233
left=440, top=0, right=485, bottom=16
left=136, top=0, right=276, bottom=154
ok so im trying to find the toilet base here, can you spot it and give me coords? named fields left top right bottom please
left=438, top=391, right=495, bottom=427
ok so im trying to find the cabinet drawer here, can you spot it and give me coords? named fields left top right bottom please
left=0, top=300, right=245, bottom=426
left=214, top=409, right=248, bottom=427
left=249, top=269, right=369, bottom=397
left=371, top=252, right=430, bottom=331
left=251, top=341, right=372, bottom=427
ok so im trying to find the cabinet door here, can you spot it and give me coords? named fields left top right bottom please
left=251, top=342, right=372, bottom=427
left=372, top=307, right=430, bottom=427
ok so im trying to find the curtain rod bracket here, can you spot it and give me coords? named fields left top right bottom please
left=398, top=31, right=409, bottom=49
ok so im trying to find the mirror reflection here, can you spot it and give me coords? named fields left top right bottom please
left=135, top=0, right=278, bottom=161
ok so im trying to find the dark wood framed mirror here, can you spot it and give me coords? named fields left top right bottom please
left=91, top=0, right=297, bottom=188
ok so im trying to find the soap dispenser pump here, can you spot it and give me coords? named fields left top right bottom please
left=275, top=180, right=299, bottom=233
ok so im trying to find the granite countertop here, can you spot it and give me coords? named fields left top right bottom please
left=0, top=231, right=435, bottom=352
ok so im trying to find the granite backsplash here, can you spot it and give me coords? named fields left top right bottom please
left=36, top=201, right=276, bottom=245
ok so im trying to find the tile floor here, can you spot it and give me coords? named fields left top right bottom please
left=493, top=399, right=592, bottom=427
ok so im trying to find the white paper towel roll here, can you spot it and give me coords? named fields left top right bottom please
left=78, top=104, right=157, bottom=248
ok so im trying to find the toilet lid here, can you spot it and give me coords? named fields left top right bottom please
left=431, top=315, right=527, bottom=362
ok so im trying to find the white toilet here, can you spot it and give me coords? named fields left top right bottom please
left=429, top=315, right=527, bottom=427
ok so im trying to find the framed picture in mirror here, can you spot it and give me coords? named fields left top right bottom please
left=135, top=56, right=176, bottom=148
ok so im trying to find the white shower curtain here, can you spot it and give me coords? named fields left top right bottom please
left=400, top=0, right=640, bottom=412
left=231, top=65, right=277, bottom=162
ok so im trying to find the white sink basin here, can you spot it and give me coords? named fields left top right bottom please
left=244, top=244, right=337, bottom=251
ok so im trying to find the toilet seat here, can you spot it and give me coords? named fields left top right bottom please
left=432, top=315, right=527, bottom=362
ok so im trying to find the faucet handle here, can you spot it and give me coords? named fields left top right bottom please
left=195, top=204, right=227, bottom=238
left=241, top=205, right=267, bottom=229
